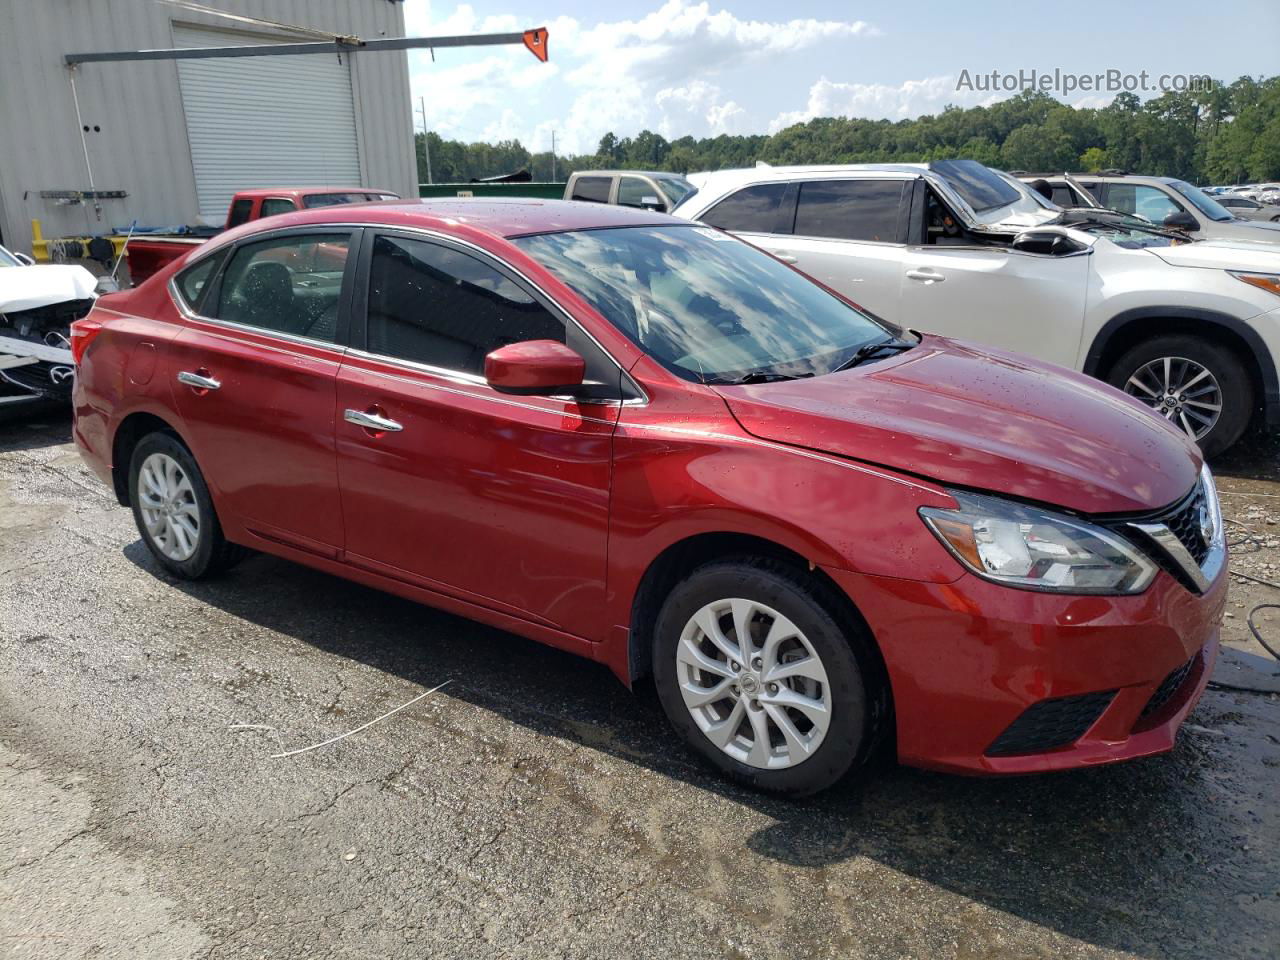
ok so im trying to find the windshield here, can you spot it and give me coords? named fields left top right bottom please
left=932, top=159, right=1023, bottom=212
left=657, top=176, right=697, bottom=208
left=515, top=225, right=891, bottom=384
left=0, top=245, right=20, bottom=267
left=1168, top=180, right=1234, bottom=222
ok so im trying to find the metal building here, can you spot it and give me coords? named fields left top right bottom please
left=0, top=0, right=416, bottom=254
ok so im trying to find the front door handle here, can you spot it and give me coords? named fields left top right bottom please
left=905, top=268, right=945, bottom=283
left=344, top=407, right=403, bottom=434
left=177, top=370, right=221, bottom=391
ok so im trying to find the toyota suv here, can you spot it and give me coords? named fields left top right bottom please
left=678, top=160, right=1280, bottom=457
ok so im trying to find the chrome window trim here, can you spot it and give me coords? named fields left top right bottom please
left=167, top=220, right=648, bottom=405
left=167, top=276, right=349, bottom=357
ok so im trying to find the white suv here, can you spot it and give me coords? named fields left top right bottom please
left=677, top=160, right=1280, bottom=456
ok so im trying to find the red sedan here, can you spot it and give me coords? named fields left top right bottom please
left=70, top=200, right=1227, bottom=795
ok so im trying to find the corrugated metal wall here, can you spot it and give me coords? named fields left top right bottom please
left=0, top=0, right=415, bottom=253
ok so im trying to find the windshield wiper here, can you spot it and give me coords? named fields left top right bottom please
left=722, top=370, right=815, bottom=385
left=834, top=336, right=915, bottom=372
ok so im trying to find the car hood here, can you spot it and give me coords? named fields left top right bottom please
left=1147, top=237, right=1280, bottom=272
left=715, top=336, right=1199, bottom=515
left=1215, top=218, right=1280, bottom=239
left=0, top=264, right=98, bottom=313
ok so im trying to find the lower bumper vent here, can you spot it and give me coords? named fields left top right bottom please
left=986, top=690, right=1115, bottom=757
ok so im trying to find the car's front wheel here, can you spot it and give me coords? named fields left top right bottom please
left=128, top=432, right=245, bottom=579
left=652, top=558, right=883, bottom=796
left=1108, top=334, right=1252, bottom=459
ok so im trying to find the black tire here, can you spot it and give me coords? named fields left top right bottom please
left=1106, top=334, right=1253, bottom=459
left=127, top=432, right=246, bottom=579
left=651, top=557, right=884, bottom=796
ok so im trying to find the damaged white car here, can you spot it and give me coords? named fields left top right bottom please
left=0, top=244, right=100, bottom=400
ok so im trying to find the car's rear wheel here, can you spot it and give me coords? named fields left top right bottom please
left=128, top=432, right=245, bottom=579
left=652, top=558, right=881, bottom=796
left=1108, top=335, right=1252, bottom=459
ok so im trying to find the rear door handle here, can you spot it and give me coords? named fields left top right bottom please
left=344, top=408, right=403, bottom=433
left=905, top=268, right=945, bottom=283
left=176, top=370, right=221, bottom=391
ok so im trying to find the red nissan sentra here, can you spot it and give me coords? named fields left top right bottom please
left=70, top=200, right=1226, bottom=795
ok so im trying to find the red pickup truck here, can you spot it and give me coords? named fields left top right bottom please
left=126, top=186, right=398, bottom=285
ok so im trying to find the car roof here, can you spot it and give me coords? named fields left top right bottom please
left=572, top=170, right=689, bottom=179
left=216, top=198, right=680, bottom=241
left=697, top=163, right=926, bottom=183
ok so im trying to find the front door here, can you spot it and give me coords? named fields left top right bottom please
left=167, top=228, right=357, bottom=555
left=335, top=231, right=619, bottom=638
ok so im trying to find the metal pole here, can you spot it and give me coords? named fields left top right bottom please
left=419, top=96, right=433, bottom=185
left=67, top=68, right=102, bottom=223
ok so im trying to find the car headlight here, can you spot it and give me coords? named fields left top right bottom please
left=920, top=492, right=1157, bottom=594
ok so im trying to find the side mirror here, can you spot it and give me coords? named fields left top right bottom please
left=14, top=252, right=35, bottom=266
left=1163, top=211, right=1199, bottom=231
left=484, top=340, right=585, bottom=395
left=641, top=195, right=667, bottom=212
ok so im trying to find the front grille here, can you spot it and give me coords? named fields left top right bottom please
left=1160, top=484, right=1210, bottom=565
left=986, top=690, right=1116, bottom=757
left=1138, top=653, right=1198, bottom=722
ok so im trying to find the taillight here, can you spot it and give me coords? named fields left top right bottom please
left=69, top=315, right=105, bottom=366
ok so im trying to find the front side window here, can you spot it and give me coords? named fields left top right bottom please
left=570, top=177, right=612, bottom=203
left=618, top=177, right=665, bottom=210
left=515, top=225, right=890, bottom=384
left=213, top=233, right=350, bottom=342
left=226, top=198, right=254, bottom=228
left=1104, top=184, right=1183, bottom=224
left=793, top=179, right=906, bottom=243
left=700, top=182, right=789, bottom=234
left=365, top=235, right=563, bottom=376
left=260, top=198, right=297, bottom=218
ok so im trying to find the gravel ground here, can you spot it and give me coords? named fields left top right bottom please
left=1, top=408, right=1277, bottom=960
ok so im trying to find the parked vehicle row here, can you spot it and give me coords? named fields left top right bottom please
left=679, top=160, right=1280, bottom=457
left=73, top=199, right=1226, bottom=794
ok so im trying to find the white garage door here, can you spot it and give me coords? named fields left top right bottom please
left=174, top=26, right=362, bottom=221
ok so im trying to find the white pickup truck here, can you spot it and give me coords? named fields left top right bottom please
left=677, top=160, right=1280, bottom=457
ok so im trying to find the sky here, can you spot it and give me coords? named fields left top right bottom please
left=401, top=1, right=1280, bottom=156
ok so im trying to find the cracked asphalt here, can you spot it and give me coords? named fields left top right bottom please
left=1, top=405, right=1278, bottom=959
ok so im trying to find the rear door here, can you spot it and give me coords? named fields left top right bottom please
left=167, top=228, right=358, bottom=556
left=765, top=178, right=912, bottom=318
left=334, top=230, right=621, bottom=638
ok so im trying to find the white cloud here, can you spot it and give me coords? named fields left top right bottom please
left=403, top=1, right=877, bottom=155
left=766, top=75, right=1016, bottom=131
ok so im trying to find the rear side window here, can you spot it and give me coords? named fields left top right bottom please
left=793, top=180, right=906, bottom=242
left=259, top=198, right=297, bottom=218
left=571, top=177, right=612, bottom=203
left=701, top=183, right=789, bottom=233
left=226, top=198, right=254, bottom=228
left=212, top=233, right=351, bottom=343
left=365, top=235, right=564, bottom=376
left=173, top=250, right=226, bottom=312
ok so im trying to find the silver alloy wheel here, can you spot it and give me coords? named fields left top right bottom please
left=137, top=452, right=200, bottom=562
left=1123, top=356, right=1223, bottom=441
left=676, top=597, right=831, bottom=770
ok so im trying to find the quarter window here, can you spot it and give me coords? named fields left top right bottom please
left=701, top=183, right=789, bottom=233
left=173, top=250, right=226, bottom=312
left=212, top=233, right=351, bottom=343
left=570, top=177, right=612, bottom=203
left=366, top=235, right=564, bottom=376
left=793, top=180, right=906, bottom=242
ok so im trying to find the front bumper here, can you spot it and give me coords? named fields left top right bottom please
left=826, top=565, right=1227, bottom=775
